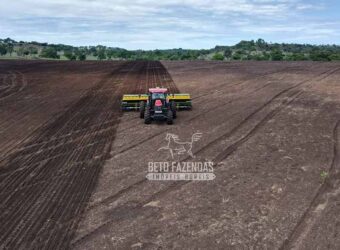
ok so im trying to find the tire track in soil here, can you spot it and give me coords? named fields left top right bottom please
left=0, top=73, right=119, bottom=248
left=1, top=64, right=124, bottom=248
left=100, top=66, right=335, bottom=202
left=93, top=61, right=183, bottom=157
left=0, top=72, right=34, bottom=160
left=0, top=71, right=27, bottom=100
left=143, top=61, right=179, bottom=93
left=0, top=61, right=135, bottom=175
left=77, top=60, right=179, bottom=205
left=0, top=62, right=129, bottom=162
left=0, top=83, right=80, bottom=161
left=0, top=62, right=144, bottom=172
left=109, top=64, right=323, bottom=157
left=115, top=64, right=306, bottom=134
left=280, top=119, right=340, bottom=250
left=0, top=61, right=146, bottom=249
left=71, top=67, right=340, bottom=246
left=116, top=65, right=293, bottom=134
left=190, top=65, right=298, bottom=101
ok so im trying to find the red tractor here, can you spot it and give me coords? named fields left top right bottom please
left=140, top=88, right=176, bottom=124
left=121, top=87, right=192, bottom=125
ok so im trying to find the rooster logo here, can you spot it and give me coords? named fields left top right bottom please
left=158, top=132, right=202, bottom=159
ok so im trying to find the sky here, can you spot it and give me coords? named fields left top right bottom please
left=0, top=0, right=339, bottom=50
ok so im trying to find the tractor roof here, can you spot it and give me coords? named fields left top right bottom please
left=148, top=87, right=168, bottom=93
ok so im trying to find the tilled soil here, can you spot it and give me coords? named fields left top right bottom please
left=1, top=60, right=340, bottom=249
left=0, top=60, right=175, bottom=249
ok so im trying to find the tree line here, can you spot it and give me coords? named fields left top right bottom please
left=1, top=38, right=340, bottom=61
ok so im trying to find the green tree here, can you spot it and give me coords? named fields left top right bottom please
left=223, top=48, right=232, bottom=58
left=28, top=46, right=38, bottom=55
left=89, top=47, right=97, bottom=56
left=106, top=50, right=116, bottom=59
left=256, top=38, right=267, bottom=49
left=291, top=53, right=307, bottom=61
left=78, top=54, right=86, bottom=61
left=117, top=50, right=130, bottom=59
left=232, top=50, right=245, bottom=60
left=16, top=47, right=30, bottom=57
left=329, top=53, right=340, bottom=61
left=23, top=48, right=30, bottom=56
left=64, top=50, right=74, bottom=60
left=40, top=47, right=59, bottom=59
left=310, top=49, right=331, bottom=61
left=0, top=44, right=7, bottom=55
left=270, top=49, right=284, bottom=61
left=235, top=40, right=255, bottom=51
left=7, top=43, right=14, bottom=56
left=212, top=53, right=224, bottom=60
left=253, top=54, right=267, bottom=61
left=97, top=50, right=106, bottom=60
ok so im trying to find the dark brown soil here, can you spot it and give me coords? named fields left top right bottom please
left=1, top=60, right=340, bottom=249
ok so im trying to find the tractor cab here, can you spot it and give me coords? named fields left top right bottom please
left=151, top=92, right=166, bottom=100
left=149, top=87, right=168, bottom=97
left=148, top=88, right=168, bottom=108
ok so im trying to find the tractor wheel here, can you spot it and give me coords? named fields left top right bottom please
left=171, top=102, right=177, bottom=119
left=144, top=107, right=151, bottom=124
left=140, top=101, right=145, bottom=118
left=167, top=110, right=173, bottom=125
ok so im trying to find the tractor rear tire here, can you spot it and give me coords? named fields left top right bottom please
left=167, top=110, right=173, bottom=125
left=140, top=101, right=145, bottom=118
left=171, top=102, right=177, bottom=119
left=144, top=107, right=151, bottom=124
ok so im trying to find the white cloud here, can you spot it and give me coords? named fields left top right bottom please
left=0, top=0, right=307, bottom=18
left=0, top=0, right=339, bottom=48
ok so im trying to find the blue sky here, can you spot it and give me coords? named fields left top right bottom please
left=0, top=0, right=339, bottom=49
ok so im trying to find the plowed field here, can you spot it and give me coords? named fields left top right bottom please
left=1, top=60, right=340, bottom=249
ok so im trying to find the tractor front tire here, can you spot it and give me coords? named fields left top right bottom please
left=167, top=110, right=173, bottom=125
left=140, top=101, right=145, bottom=118
left=144, top=107, right=151, bottom=124
left=171, top=102, right=177, bottom=119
